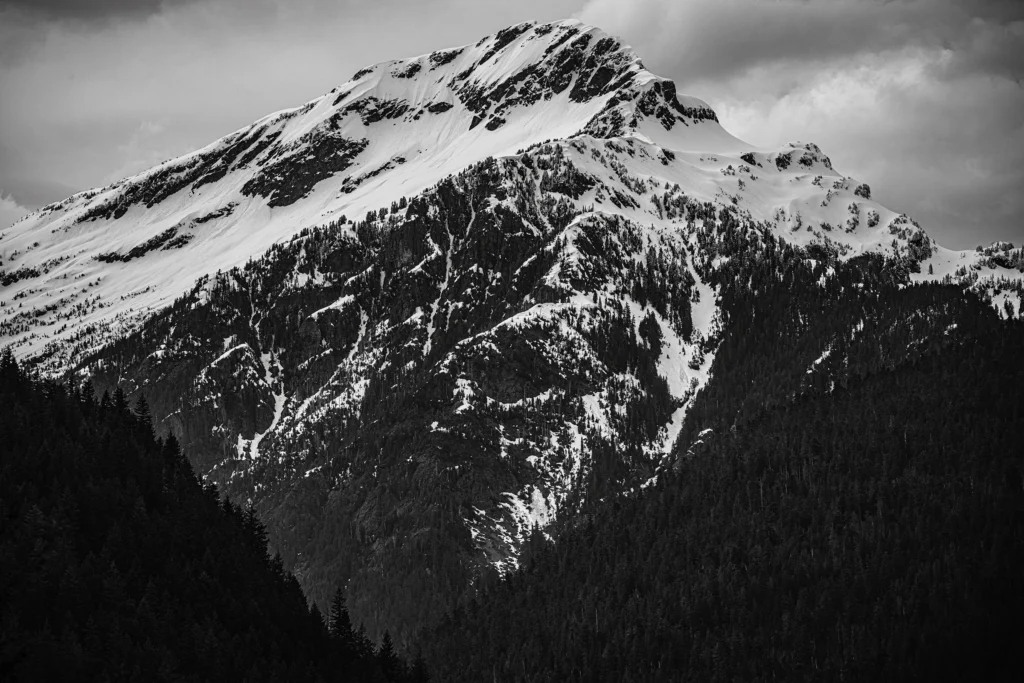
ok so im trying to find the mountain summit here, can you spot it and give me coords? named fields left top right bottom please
left=2, top=19, right=1022, bottom=647
left=1, top=19, right=731, bottom=367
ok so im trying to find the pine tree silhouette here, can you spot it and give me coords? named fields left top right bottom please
left=81, top=379, right=96, bottom=410
left=377, top=630, right=400, bottom=682
left=134, top=394, right=153, bottom=437
left=329, top=585, right=357, bottom=663
left=113, top=386, right=128, bottom=413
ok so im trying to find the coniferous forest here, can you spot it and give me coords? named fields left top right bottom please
left=3, top=17, right=1024, bottom=683
left=0, top=349, right=424, bottom=682
left=3, top=258, right=1022, bottom=682
left=422, top=278, right=1024, bottom=682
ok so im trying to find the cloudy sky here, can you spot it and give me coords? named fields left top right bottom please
left=0, top=0, right=1021, bottom=249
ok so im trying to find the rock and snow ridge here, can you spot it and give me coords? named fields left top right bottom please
left=3, top=18, right=1016, bottom=372
left=0, top=18, right=720, bottom=368
left=1, top=18, right=1023, bottom=643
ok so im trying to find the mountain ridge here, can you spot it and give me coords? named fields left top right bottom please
left=0, top=18, right=732, bottom=369
left=2, top=18, right=1023, bottom=649
left=6, top=18, right=1018, bottom=373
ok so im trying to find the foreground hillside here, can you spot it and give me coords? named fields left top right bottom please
left=0, top=351, right=424, bottom=682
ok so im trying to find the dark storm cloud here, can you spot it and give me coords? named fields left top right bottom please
left=0, top=0, right=203, bottom=21
left=585, top=0, right=1024, bottom=88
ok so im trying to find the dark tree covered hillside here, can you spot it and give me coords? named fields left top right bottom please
left=3, top=18, right=1022, bottom=683
left=0, top=349, right=424, bottom=683
left=423, top=275, right=1024, bottom=682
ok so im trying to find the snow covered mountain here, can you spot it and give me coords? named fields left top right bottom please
left=1, top=19, right=721, bottom=367
left=2, top=18, right=1022, bottom=645
left=3, top=19, right=1018, bottom=369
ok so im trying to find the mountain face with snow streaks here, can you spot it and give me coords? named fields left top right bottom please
left=2, top=19, right=1022, bottom=646
left=0, top=19, right=730, bottom=370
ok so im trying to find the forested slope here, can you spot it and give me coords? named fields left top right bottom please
left=424, top=261, right=1024, bottom=682
left=0, top=350, right=423, bottom=682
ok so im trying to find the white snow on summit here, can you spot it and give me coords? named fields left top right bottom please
left=0, top=18, right=1020, bottom=373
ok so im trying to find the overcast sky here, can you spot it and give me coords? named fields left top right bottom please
left=1, top=0, right=1021, bottom=249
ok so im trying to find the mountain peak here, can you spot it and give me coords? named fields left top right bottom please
left=2, top=20, right=1019, bottom=371
left=329, top=19, right=719, bottom=142
left=2, top=17, right=1022, bottom=653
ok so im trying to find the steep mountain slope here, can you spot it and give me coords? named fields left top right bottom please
left=3, top=19, right=1023, bottom=647
left=3, top=19, right=1019, bottom=371
left=0, top=351, right=419, bottom=682
left=422, top=273, right=1024, bottom=682
left=0, top=18, right=724, bottom=370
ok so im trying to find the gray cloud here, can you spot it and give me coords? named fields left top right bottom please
left=0, top=193, right=29, bottom=231
left=0, top=177, right=80, bottom=210
left=0, top=0, right=203, bottom=21
left=585, top=0, right=1024, bottom=89
left=582, top=0, right=1024, bottom=248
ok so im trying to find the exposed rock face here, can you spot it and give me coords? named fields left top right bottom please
left=2, top=18, right=1021, bottom=648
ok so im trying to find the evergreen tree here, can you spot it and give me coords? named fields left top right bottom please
left=354, top=624, right=376, bottom=662
left=81, top=379, right=95, bottom=409
left=134, top=394, right=153, bottom=437
left=377, top=630, right=400, bottom=682
left=310, top=603, right=325, bottom=630
left=0, top=344, right=17, bottom=383
left=113, top=386, right=128, bottom=413
left=330, top=585, right=357, bottom=662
